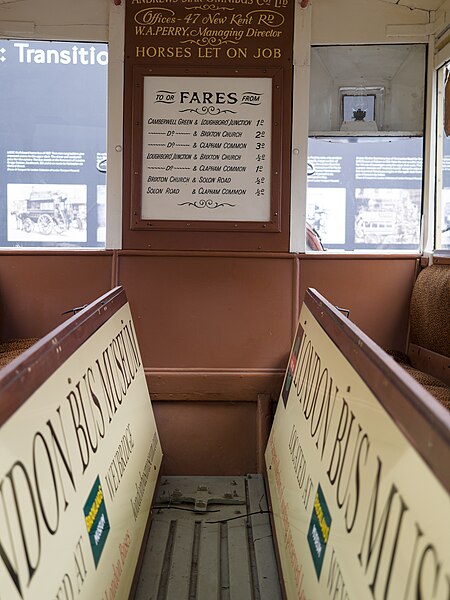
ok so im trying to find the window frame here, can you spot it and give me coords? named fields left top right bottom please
left=434, top=58, right=450, bottom=254
left=290, top=1, right=439, bottom=256
left=0, top=2, right=123, bottom=250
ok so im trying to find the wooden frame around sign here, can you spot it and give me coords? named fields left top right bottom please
left=130, top=66, right=283, bottom=232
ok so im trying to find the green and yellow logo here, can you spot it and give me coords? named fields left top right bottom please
left=84, top=476, right=110, bottom=567
left=307, top=484, right=332, bottom=579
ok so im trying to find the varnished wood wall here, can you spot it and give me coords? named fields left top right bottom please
left=0, top=251, right=418, bottom=474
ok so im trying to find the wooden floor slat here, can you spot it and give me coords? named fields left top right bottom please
left=228, top=519, right=253, bottom=599
left=197, top=522, right=221, bottom=600
left=247, top=476, right=283, bottom=600
left=165, top=520, right=195, bottom=600
left=134, top=476, right=282, bottom=600
left=135, top=519, right=171, bottom=600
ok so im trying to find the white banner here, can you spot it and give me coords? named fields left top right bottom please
left=0, top=302, right=162, bottom=600
left=265, top=301, right=450, bottom=600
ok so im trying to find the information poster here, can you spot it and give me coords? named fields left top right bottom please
left=141, top=75, right=272, bottom=222
left=307, top=137, right=423, bottom=250
left=0, top=40, right=107, bottom=248
left=0, top=302, right=162, bottom=600
left=265, top=300, right=450, bottom=600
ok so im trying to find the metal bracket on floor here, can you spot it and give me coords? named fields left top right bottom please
left=158, top=480, right=246, bottom=513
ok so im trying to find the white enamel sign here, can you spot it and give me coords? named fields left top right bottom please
left=141, top=75, right=272, bottom=221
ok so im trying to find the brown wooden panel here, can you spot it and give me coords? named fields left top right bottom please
left=145, top=369, right=284, bottom=402
left=433, top=252, right=450, bottom=264
left=409, top=343, right=450, bottom=386
left=125, top=0, right=294, bottom=69
left=298, top=256, right=419, bottom=351
left=0, top=252, right=114, bottom=340
left=118, top=252, right=295, bottom=369
left=0, top=252, right=419, bottom=367
left=152, top=401, right=257, bottom=475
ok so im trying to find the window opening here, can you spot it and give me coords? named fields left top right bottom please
left=306, top=44, right=426, bottom=252
left=0, top=39, right=108, bottom=248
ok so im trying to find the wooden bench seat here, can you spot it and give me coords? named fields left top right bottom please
left=394, top=262, right=450, bottom=408
left=392, top=351, right=450, bottom=409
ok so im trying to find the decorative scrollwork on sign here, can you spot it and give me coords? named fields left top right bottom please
left=178, top=106, right=237, bottom=116
left=178, top=200, right=236, bottom=209
left=180, top=37, right=238, bottom=47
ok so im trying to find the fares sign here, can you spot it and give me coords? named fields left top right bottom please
left=141, top=75, right=272, bottom=222
left=265, top=297, right=450, bottom=600
left=0, top=301, right=162, bottom=599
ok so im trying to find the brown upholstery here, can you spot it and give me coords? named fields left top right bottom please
left=397, top=263, right=450, bottom=409
left=401, top=362, right=450, bottom=410
left=409, top=264, right=450, bottom=358
left=0, top=338, right=38, bottom=369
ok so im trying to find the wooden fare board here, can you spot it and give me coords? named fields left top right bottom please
left=123, top=0, right=294, bottom=250
left=126, top=0, right=294, bottom=67
left=265, top=289, right=450, bottom=600
left=0, top=287, right=162, bottom=600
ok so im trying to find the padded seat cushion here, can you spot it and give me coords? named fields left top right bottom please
left=0, top=338, right=38, bottom=369
left=389, top=350, right=450, bottom=409
left=409, top=264, right=450, bottom=358
left=400, top=362, right=450, bottom=410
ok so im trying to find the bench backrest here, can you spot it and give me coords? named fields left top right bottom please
left=408, top=263, right=450, bottom=385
